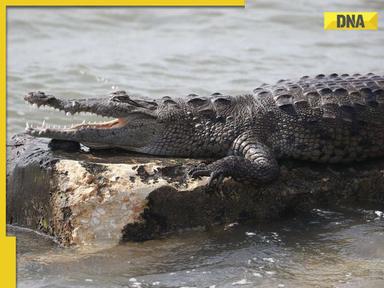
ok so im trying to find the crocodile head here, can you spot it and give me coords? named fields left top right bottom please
left=24, top=91, right=164, bottom=152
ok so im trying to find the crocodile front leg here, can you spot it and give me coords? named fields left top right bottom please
left=188, top=134, right=280, bottom=187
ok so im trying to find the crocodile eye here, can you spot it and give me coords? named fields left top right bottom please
left=110, top=91, right=130, bottom=102
left=112, top=96, right=130, bottom=102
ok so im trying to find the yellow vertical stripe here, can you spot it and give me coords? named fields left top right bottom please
left=0, top=3, right=16, bottom=288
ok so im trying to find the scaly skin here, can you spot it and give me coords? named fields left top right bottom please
left=24, top=73, right=384, bottom=186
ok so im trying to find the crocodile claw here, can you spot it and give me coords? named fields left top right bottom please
left=188, top=163, right=210, bottom=178
left=188, top=163, right=226, bottom=191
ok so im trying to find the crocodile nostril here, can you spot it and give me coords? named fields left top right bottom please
left=29, top=91, right=48, bottom=100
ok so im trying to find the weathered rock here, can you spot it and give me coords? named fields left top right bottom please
left=7, top=134, right=384, bottom=246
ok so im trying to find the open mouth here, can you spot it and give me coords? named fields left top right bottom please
left=70, top=118, right=127, bottom=129
left=24, top=91, right=130, bottom=135
left=26, top=118, right=127, bottom=132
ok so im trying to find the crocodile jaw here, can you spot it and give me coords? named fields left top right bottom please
left=25, top=118, right=128, bottom=136
left=24, top=91, right=161, bottom=151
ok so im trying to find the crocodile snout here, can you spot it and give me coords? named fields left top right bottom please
left=24, top=91, right=56, bottom=107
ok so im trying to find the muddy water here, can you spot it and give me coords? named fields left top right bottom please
left=6, top=0, right=384, bottom=287
left=8, top=209, right=384, bottom=288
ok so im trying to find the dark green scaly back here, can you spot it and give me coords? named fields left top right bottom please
left=253, top=73, right=384, bottom=125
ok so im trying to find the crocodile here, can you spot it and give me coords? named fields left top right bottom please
left=24, top=73, right=384, bottom=186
